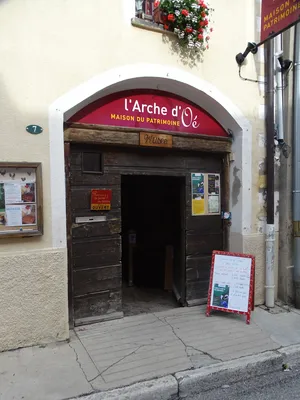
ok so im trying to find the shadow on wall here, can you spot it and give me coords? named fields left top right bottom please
left=162, top=34, right=205, bottom=68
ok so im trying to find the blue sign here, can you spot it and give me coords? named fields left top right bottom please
left=26, top=125, right=43, bottom=134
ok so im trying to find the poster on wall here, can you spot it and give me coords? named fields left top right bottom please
left=206, top=251, right=255, bottom=324
left=191, top=173, right=221, bottom=216
left=191, top=173, right=205, bottom=216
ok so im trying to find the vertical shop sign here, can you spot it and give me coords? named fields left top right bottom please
left=191, top=173, right=205, bottom=216
left=261, top=0, right=300, bottom=42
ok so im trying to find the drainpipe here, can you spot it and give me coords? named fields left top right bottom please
left=265, top=38, right=275, bottom=308
left=293, top=24, right=300, bottom=308
left=275, top=35, right=284, bottom=142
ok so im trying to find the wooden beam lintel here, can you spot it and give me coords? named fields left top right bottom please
left=64, top=128, right=231, bottom=153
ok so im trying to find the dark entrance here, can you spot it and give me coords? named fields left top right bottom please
left=121, top=175, right=184, bottom=315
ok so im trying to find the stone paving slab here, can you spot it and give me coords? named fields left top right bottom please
left=75, top=305, right=281, bottom=391
left=0, top=340, right=92, bottom=400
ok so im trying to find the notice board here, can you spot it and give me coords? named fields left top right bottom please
left=206, top=251, right=255, bottom=324
left=0, top=162, right=43, bottom=238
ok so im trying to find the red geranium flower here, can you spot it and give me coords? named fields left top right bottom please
left=186, top=27, right=193, bottom=33
left=181, top=9, right=189, bottom=16
left=167, top=13, right=175, bottom=21
left=201, top=11, right=206, bottom=17
left=164, top=24, right=169, bottom=30
left=198, top=34, right=203, bottom=40
left=204, top=19, right=209, bottom=25
left=154, top=0, right=160, bottom=7
left=198, top=27, right=203, bottom=33
left=200, top=20, right=205, bottom=26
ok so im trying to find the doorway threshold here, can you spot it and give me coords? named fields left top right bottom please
left=123, top=286, right=179, bottom=317
left=75, top=311, right=124, bottom=327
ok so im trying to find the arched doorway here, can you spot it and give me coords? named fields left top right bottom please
left=49, top=64, right=252, bottom=325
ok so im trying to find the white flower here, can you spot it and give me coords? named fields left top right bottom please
left=175, top=10, right=180, bottom=16
left=192, top=16, right=198, bottom=23
left=188, top=34, right=193, bottom=40
left=188, top=41, right=195, bottom=48
left=174, top=28, right=179, bottom=33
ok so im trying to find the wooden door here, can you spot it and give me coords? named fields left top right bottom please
left=68, top=145, right=122, bottom=325
left=185, top=158, right=224, bottom=305
left=66, top=143, right=225, bottom=322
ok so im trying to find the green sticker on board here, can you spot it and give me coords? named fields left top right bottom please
left=26, top=125, right=43, bottom=134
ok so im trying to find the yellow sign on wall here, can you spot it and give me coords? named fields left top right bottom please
left=192, top=198, right=205, bottom=216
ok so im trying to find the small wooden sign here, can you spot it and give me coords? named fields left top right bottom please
left=140, top=132, right=172, bottom=148
left=206, top=251, right=255, bottom=324
left=91, top=189, right=112, bottom=211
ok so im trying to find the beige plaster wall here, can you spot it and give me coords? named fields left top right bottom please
left=0, top=248, right=68, bottom=352
left=0, top=0, right=267, bottom=350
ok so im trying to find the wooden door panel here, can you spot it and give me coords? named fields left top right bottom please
left=72, top=220, right=121, bottom=239
left=186, top=232, right=223, bottom=255
left=186, top=280, right=210, bottom=301
left=73, top=265, right=121, bottom=296
left=74, top=290, right=122, bottom=321
left=186, top=214, right=222, bottom=232
left=72, top=236, right=121, bottom=270
left=186, top=256, right=211, bottom=281
left=71, top=170, right=120, bottom=186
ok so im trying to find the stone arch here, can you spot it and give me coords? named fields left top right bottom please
left=49, top=63, right=252, bottom=248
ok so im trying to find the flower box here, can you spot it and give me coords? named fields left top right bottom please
left=158, top=0, right=213, bottom=52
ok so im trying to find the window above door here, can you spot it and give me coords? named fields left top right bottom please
left=132, top=0, right=166, bottom=34
left=135, top=0, right=155, bottom=22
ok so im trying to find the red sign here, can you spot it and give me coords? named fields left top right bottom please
left=206, top=251, right=255, bottom=325
left=91, top=189, right=112, bottom=211
left=69, top=90, right=227, bottom=138
left=261, top=0, right=300, bottom=42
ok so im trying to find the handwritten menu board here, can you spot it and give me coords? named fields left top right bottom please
left=0, top=163, right=43, bottom=238
left=206, top=251, right=255, bottom=324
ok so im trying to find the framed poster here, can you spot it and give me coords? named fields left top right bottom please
left=0, top=163, right=43, bottom=238
left=191, top=173, right=221, bottom=216
left=206, top=251, right=255, bottom=324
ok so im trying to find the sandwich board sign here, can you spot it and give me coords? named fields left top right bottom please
left=206, top=251, right=255, bottom=324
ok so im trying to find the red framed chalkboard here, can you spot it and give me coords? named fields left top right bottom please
left=206, top=251, right=255, bottom=324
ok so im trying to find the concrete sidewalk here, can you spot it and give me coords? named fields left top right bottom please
left=1, top=304, right=300, bottom=400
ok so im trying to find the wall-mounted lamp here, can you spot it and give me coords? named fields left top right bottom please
left=235, top=42, right=258, bottom=66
